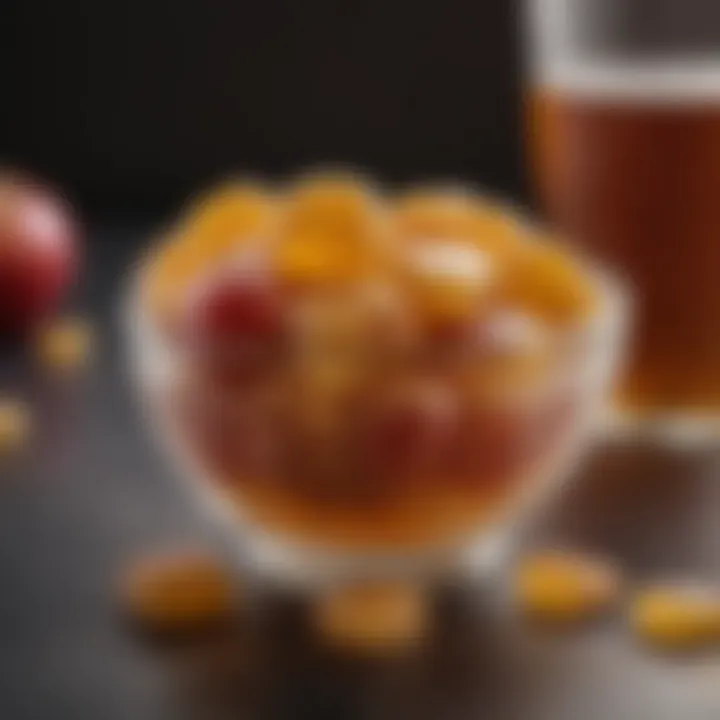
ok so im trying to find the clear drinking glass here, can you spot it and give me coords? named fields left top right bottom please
left=527, top=0, right=720, bottom=433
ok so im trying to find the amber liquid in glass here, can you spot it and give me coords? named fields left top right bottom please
left=530, top=75, right=720, bottom=411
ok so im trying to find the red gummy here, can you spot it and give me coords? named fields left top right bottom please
left=361, top=383, right=458, bottom=484
left=183, top=259, right=285, bottom=377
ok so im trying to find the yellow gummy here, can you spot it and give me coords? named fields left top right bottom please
left=122, top=551, right=237, bottom=631
left=275, top=229, right=372, bottom=286
left=313, top=583, right=430, bottom=654
left=504, top=239, right=598, bottom=324
left=146, top=183, right=276, bottom=320
left=275, top=174, right=388, bottom=287
left=0, top=399, right=30, bottom=454
left=36, top=317, right=94, bottom=371
left=419, top=284, right=487, bottom=322
left=144, top=237, right=201, bottom=320
left=516, top=550, right=621, bottom=621
left=395, top=190, right=520, bottom=254
left=180, top=182, right=275, bottom=251
left=286, top=172, right=379, bottom=224
left=404, top=241, right=498, bottom=323
left=631, top=586, right=720, bottom=649
left=469, top=310, right=554, bottom=402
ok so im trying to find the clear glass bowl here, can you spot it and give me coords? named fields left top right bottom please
left=122, top=247, right=627, bottom=589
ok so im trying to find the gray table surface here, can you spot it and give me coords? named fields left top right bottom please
left=1, top=224, right=720, bottom=720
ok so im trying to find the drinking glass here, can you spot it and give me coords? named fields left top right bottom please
left=527, top=0, right=720, bottom=428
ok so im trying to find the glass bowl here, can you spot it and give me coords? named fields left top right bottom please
left=122, top=244, right=628, bottom=590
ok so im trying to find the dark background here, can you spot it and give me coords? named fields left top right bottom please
left=5, top=0, right=525, bottom=218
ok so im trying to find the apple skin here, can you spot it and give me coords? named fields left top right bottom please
left=0, top=174, right=78, bottom=336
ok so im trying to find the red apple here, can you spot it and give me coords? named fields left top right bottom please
left=183, top=257, right=285, bottom=379
left=0, top=173, right=78, bottom=335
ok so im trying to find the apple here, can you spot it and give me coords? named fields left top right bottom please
left=0, top=173, right=78, bottom=335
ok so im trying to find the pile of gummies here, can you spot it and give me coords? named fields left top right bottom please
left=141, top=172, right=599, bottom=546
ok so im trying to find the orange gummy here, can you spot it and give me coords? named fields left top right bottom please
left=121, top=550, right=237, bottom=631
left=275, top=228, right=374, bottom=286
left=631, top=585, right=720, bottom=649
left=515, top=550, right=621, bottom=621
left=275, top=174, right=388, bottom=287
left=467, top=309, right=554, bottom=402
left=35, top=317, right=94, bottom=371
left=145, top=185, right=274, bottom=322
left=180, top=182, right=275, bottom=253
left=313, top=582, right=430, bottom=654
left=0, top=399, right=31, bottom=454
left=144, top=235, right=205, bottom=320
left=503, top=239, right=598, bottom=324
left=404, top=240, right=498, bottom=322
left=395, top=189, right=521, bottom=254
